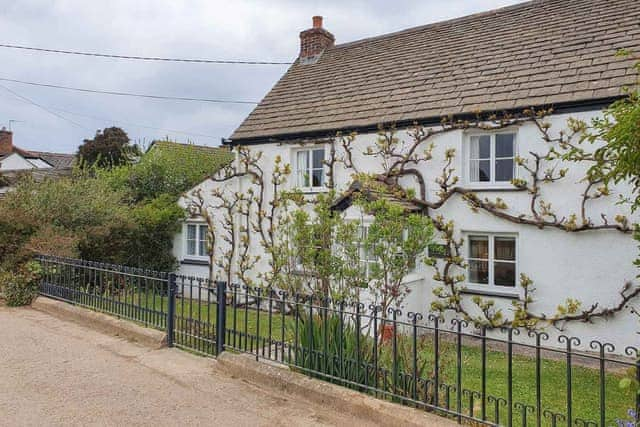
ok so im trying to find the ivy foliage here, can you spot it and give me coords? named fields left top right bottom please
left=103, top=140, right=234, bottom=202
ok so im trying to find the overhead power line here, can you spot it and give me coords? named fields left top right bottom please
left=0, top=83, right=90, bottom=130
left=0, top=77, right=259, bottom=104
left=0, top=43, right=293, bottom=65
left=2, top=84, right=226, bottom=140
left=49, top=106, right=223, bottom=140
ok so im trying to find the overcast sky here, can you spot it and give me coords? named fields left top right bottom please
left=0, top=0, right=525, bottom=154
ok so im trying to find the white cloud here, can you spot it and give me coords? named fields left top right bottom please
left=0, top=0, right=525, bottom=153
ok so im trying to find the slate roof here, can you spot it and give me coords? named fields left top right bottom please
left=231, top=0, right=640, bottom=142
left=331, top=179, right=424, bottom=213
left=26, top=151, right=75, bottom=169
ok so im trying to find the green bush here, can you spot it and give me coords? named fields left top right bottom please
left=0, top=261, right=42, bottom=306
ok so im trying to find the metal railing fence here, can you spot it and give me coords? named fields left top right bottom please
left=36, top=255, right=640, bottom=427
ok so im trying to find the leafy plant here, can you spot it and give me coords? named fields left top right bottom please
left=357, top=197, right=435, bottom=317
left=0, top=261, right=42, bottom=306
left=77, top=127, right=138, bottom=170
left=292, top=310, right=375, bottom=387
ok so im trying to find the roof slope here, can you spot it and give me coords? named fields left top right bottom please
left=27, top=151, right=75, bottom=169
left=231, top=0, right=640, bottom=141
left=146, top=140, right=234, bottom=170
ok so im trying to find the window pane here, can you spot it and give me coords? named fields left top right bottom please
left=479, top=136, right=491, bottom=158
left=494, top=237, right=515, bottom=261
left=496, top=134, right=515, bottom=157
left=297, top=151, right=309, bottom=187
left=187, top=224, right=196, bottom=255
left=494, top=261, right=516, bottom=287
left=358, top=226, right=367, bottom=240
left=470, top=135, right=491, bottom=159
left=470, top=159, right=491, bottom=182
left=199, top=225, right=208, bottom=256
left=311, top=169, right=323, bottom=187
left=312, top=149, right=325, bottom=169
left=469, top=236, right=488, bottom=259
left=469, top=260, right=489, bottom=284
left=478, top=160, right=491, bottom=181
left=496, top=158, right=514, bottom=181
left=298, top=171, right=309, bottom=187
left=187, top=224, right=196, bottom=240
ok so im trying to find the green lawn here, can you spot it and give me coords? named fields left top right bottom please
left=79, top=291, right=635, bottom=426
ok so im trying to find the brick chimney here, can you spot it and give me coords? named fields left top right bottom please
left=0, top=127, right=13, bottom=155
left=299, top=16, right=335, bottom=64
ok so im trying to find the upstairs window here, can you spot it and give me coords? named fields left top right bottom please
left=186, top=223, right=208, bottom=258
left=468, top=133, right=516, bottom=185
left=295, top=148, right=325, bottom=190
left=467, top=234, right=517, bottom=288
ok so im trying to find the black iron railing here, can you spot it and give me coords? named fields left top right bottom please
left=36, top=255, right=640, bottom=427
left=37, top=255, right=169, bottom=329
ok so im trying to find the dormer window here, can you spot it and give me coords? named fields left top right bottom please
left=295, top=147, right=326, bottom=191
left=467, top=132, right=517, bottom=187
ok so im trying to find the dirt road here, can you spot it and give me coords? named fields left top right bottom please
left=0, top=305, right=371, bottom=426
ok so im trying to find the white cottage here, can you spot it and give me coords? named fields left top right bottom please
left=175, top=0, right=640, bottom=352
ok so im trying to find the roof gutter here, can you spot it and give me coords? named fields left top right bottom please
left=225, top=96, right=624, bottom=146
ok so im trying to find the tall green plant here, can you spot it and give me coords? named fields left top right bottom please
left=288, top=191, right=367, bottom=301
left=357, top=198, right=435, bottom=318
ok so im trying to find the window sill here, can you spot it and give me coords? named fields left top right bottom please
left=402, top=273, right=424, bottom=285
left=463, top=185, right=524, bottom=192
left=180, top=258, right=210, bottom=266
left=460, top=286, right=521, bottom=300
left=297, top=187, right=328, bottom=195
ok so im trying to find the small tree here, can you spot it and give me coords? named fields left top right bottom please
left=358, top=198, right=434, bottom=318
left=581, top=52, right=640, bottom=210
left=78, top=127, right=138, bottom=170
left=288, top=191, right=367, bottom=302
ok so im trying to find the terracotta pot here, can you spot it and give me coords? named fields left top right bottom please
left=380, top=323, right=394, bottom=343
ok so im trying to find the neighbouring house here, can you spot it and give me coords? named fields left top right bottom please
left=0, top=127, right=75, bottom=197
left=145, top=139, right=233, bottom=166
left=175, top=0, right=640, bottom=353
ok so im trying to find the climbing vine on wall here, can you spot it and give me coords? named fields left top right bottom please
left=187, top=105, right=640, bottom=332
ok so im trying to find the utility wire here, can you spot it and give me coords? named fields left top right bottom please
left=0, top=83, right=91, bottom=130
left=0, top=43, right=293, bottom=65
left=48, top=106, right=223, bottom=140
left=0, top=77, right=259, bottom=104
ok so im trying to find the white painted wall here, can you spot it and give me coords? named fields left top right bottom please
left=0, top=153, right=36, bottom=171
left=173, top=109, right=640, bottom=354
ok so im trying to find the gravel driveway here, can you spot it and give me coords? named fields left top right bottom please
left=0, top=304, right=370, bottom=426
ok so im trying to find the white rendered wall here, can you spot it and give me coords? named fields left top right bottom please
left=0, top=153, right=35, bottom=171
left=174, top=109, right=640, bottom=354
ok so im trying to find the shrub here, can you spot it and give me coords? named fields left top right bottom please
left=0, top=261, right=42, bottom=306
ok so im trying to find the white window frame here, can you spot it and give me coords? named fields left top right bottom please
left=293, top=146, right=327, bottom=192
left=352, top=223, right=416, bottom=280
left=356, top=223, right=378, bottom=280
left=184, top=222, right=209, bottom=260
left=463, top=232, right=519, bottom=297
left=464, top=131, right=518, bottom=189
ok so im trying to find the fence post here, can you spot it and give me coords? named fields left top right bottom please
left=216, top=281, right=227, bottom=355
left=167, top=273, right=176, bottom=347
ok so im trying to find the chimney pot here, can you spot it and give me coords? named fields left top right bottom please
left=299, top=16, right=335, bottom=64
left=0, top=127, right=13, bottom=156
